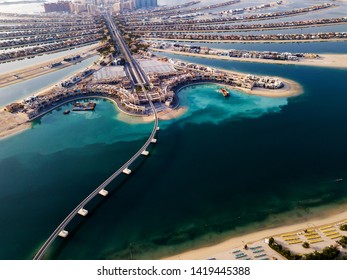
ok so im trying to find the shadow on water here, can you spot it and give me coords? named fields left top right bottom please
left=47, top=134, right=160, bottom=260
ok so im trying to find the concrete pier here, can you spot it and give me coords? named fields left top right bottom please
left=78, top=208, right=88, bottom=216
left=151, top=138, right=157, bottom=144
left=123, top=168, right=132, bottom=175
left=99, top=189, right=108, bottom=196
left=141, top=150, right=149, bottom=156
left=58, top=230, right=69, bottom=238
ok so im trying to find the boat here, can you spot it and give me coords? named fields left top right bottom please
left=72, top=102, right=96, bottom=111
left=63, top=110, right=70, bottom=115
left=335, top=178, right=343, bottom=182
left=219, top=87, right=230, bottom=97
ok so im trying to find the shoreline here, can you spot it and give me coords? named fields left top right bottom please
left=164, top=205, right=347, bottom=260
left=0, top=110, right=31, bottom=139
left=0, top=52, right=98, bottom=88
left=152, top=48, right=347, bottom=69
left=146, top=37, right=347, bottom=44
left=0, top=74, right=302, bottom=139
left=135, top=21, right=347, bottom=34
left=0, top=41, right=100, bottom=65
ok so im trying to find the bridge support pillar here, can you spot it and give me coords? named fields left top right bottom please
left=99, top=189, right=108, bottom=196
left=58, top=230, right=69, bottom=238
left=151, top=138, right=157, bottom=144
left=123, top=168, right=132, bottom=175
left=78, top=208, right=88, bottom=217
left=141, top=150, right=149, bottom=156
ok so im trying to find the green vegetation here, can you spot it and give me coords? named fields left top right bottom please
left=268, top=237, right=301, bottom=260
left=134, top=85, right=142, bottom=92
left=304, top=246, right=340, bottom=260
left=97, top=45, right=111, bottom=55
left=302, top=242, right=310, bottom=249
left=269, top=237, right=342, bottom=260
left=340, top=224, right=347, bottom=231
left=338, top=236, right=347, bottom=246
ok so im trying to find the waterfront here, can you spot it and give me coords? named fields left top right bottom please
left=0, top=0, right=347, bottom=261
left=0, top=60, right=347, bottom=259
left=0, top=56, right=97, bottom=107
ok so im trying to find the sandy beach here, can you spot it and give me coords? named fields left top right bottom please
left=0, top=45, right=99, bottom=88
left=228, top=77, right=303, bottom=98
left=117, top=106, right=188, bottom=124
left=137, top=21, right=347, bottom=34
left=0, top=65, right=301, bottom=139
left=0, top=110, right=30, bottom=139
left=0, top=56, right=101, bottom=139
left=152, top=48, right=347, bottom=69
left=147, top=37, right=347, bottom=44
left=164, top=208, right=347, bottom=260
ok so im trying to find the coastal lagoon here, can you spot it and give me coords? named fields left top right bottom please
left=1, top=0, right=347, bottom=260
left=1, top=59, right=347, bottom=259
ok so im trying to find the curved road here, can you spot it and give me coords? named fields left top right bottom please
left=33, top=12, right=159, bottom=260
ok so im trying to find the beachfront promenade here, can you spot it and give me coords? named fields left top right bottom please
left=33, top=12, right=158, bottom=260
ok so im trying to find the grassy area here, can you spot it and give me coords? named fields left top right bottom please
left=268, top=237, right=346, bottom=260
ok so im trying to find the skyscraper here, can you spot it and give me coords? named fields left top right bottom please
left=44, top=1, right=73, bottom=13
left=134, top=0, right=157, bottom=9
left=119, top=0, right=157, bottom=12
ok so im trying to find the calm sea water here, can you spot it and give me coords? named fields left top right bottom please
left=0, top=0, right=347, bottom=260
left=1, top=60, right=347, bottom=259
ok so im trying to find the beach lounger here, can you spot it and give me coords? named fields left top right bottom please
left=304, top=233, right=319, bottom=237
left=235, top=253, right=246, bottom=257
left=284, top=237, right=301, bottom=241
left=306, top=236, right=321, bottom=240
left=288, top=240, right=303, bottom=245
left=254, top=254, right=267, bottom=258
left=261, top=258, right=270, bottom=260
left=235, top=254, right=247, bottom=259
left=281, top=233, right=297, bottom=237
left=325, top=232, right=339, bottom=237
left=329, top=234, right=341, bottom=239
left=319, top=225, right=334, bottom=230
left=253, top=249, right=265, bottom=253
left=321, top=229, right=336, bottom=233
left=232, top=250, right=241, bottom=254
left=250, top=246, right=262, bottom=250
left=309, top=239, right=323, bottom=244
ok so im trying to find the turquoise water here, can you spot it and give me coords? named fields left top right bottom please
left=0, top=0, right=347, bottom=260
left=1, top=61, right=347, bottom=259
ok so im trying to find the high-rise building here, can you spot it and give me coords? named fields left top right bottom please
left=113, top=0, right=121, bottom=13
left=120, top=0, right=135, bottom=12
left=44, top=1, right=74, bottom=13
left=72, top=3, right=87, bottom=13
left=87, top=4, right=97, bottom=15
left=119, top=0, right=157, bottom=12
left=134, top=0, right=157, bottom=9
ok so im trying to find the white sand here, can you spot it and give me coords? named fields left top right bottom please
left=0, top=110, right=30, bottom=139
left=165, top=209, right=347, bottom=260
left=152, top=48, right=347, bottom=69
left=147, top=37, right=347, bottom=44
